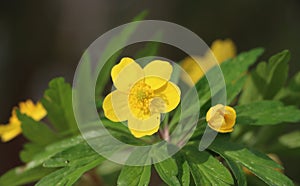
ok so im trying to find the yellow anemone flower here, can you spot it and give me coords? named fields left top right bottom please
left=103, top=57, right=181, bottom=138
left=206, top=104, right=236, bottom=133
left=0, top=100, right=47, bottom=142
left=181, top=39, right=236, bottom=86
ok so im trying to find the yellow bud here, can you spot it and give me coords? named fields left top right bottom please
left=206, top=104, right=236, bottom=133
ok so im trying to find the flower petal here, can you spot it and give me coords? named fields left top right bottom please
left=103, top=90, right=130, bottom=122
left=144, top=60, right=172, bottom=90
left=180, top=56, right=204, bottom=86
left=129, top=125, right=160, bottom=138
left=111, top=57, right=144, bottom=92
left=154, top=82, right=181, bottom=113
left=210, top=39, right=236, bottom=63
left=128, top=113, right=160, bottom=138
left=0, top=123, right=21, bottom=142
left=19, top=100, right=47, bottom=121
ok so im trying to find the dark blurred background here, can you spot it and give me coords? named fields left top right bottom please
left=1, top=0, right=300, bottom=183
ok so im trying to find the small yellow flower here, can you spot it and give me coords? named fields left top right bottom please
left=210, top=39, right=236, bottom=63
left=103, top=57, right=181, bottom=138
left=181, top=39, right=236, bottom=86
left=206, top=104, right=236, bottom=133
left=0, top=100, right=47, bottom=142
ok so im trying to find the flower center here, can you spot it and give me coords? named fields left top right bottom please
left=129, top=80, right=154, bottom=119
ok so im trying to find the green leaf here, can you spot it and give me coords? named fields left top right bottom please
left=117, top=146, right=152, bottom=186
left=25, top=135, right=84, bottom=170
left=95, top=11, right=148, bottom=97
left=235, top=100, right=300, bottom=125
left=41, top=77, right=77, bottom=134
left=176, top=154, right=190, bottom=186
left=0, top=166, right=56, bottom=186
left=117, top=165, right=151, bottom=186
left=20, top=143, right=44, bottom=162
left=225, top=159, right=247, bottom=186
left=17, top=111, right=59, bottom=146
left=43, top=143, right=99, bottom=168
left=36, top=157, right=104, bottom=186
left=209, top=136, right=293, bottom=186
left=276, top=71, right=300, bottom=107
left=217, top=48, right=264, bottom=105
left=154, top=158, right=181, bottom=186
left=185, top=147, right=234, bottom=186
left=2, top=133, right=103, bottom=186
left=279, top=131, right=300, bottom=149
left=97, top=160, right=122, bottom=175
left=240, top=50, right=290, bottom=104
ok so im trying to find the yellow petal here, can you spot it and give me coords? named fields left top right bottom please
left=154, top=82, right=181, bottom=113
left=0, top=124, right=9, bottom=135
left=180, top=57, right=203, bottom=86
left=9, top=110, right=20, bottom=124
left=129, top=125, right=160, bottom=138
left=19, top=100, right=47, bottom=121
left=128, top=113, right=160, bottom=138
left=0, top=123, right=21, bottom=142
left=103, top=90, right=129, bottom=122
left=111, top=57, right=144, bottom=92
left=210, top=39, right=236, bottom=63
left=223, top=106, right=236, bottom=130
left=144, top=60, right=172, bottom=90
left=206, top=104, right=236, bottom=133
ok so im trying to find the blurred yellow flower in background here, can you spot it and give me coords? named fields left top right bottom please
left=0, top=100, right=47, bottom=142
left=181, top=39, right=236, bottom=86
left=103, top=57, right=181, bottom=138
left=206, top=104, right=236, bottom=133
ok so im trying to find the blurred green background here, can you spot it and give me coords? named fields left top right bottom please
left=1, top=0, right=300, bottom=184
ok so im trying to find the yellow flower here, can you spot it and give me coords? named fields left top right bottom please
left=210, top=39, right=236, bottom=63
left=103, top=57, right=181, bottom=138
left=181, top=39, right=236, bottom=86
left=0, top=100, right=47, bottom=142
left=206, top=104, right=236, bottom=133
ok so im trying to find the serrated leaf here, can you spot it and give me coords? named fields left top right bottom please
left=20, top=142, right=44, bottom=162
left=176, top=154, right=190, bottom=186
left=117, top=146, right=152, bottom=186
left=240, top=50, right=290, bottom=104
left=209, top=136, right=293, bottom=186
left=154, top=158, right=181, bottom=186
left=211, top=48, right=264, bottom=105
left=41, top=77, right=77, bottom=134
left=225, top=158, right=247, bottom=186
left=185, top=147, right=234, bottom=186
left=279, top=131, right=300, bottom=149
left=25, top=135, right=84, bottom=170
left=235, top=100, right=300, bottom=125
left=36, top=157, right=104, bottom=186
left=117, top=165, right=151, bottom=186
left=0, top=166, right=56, bottom=186
left=17, top=111, right=59, bottom=146
left=276, top=71, right=300, bottom=107
left=43, top=143, right=99, bottom=168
